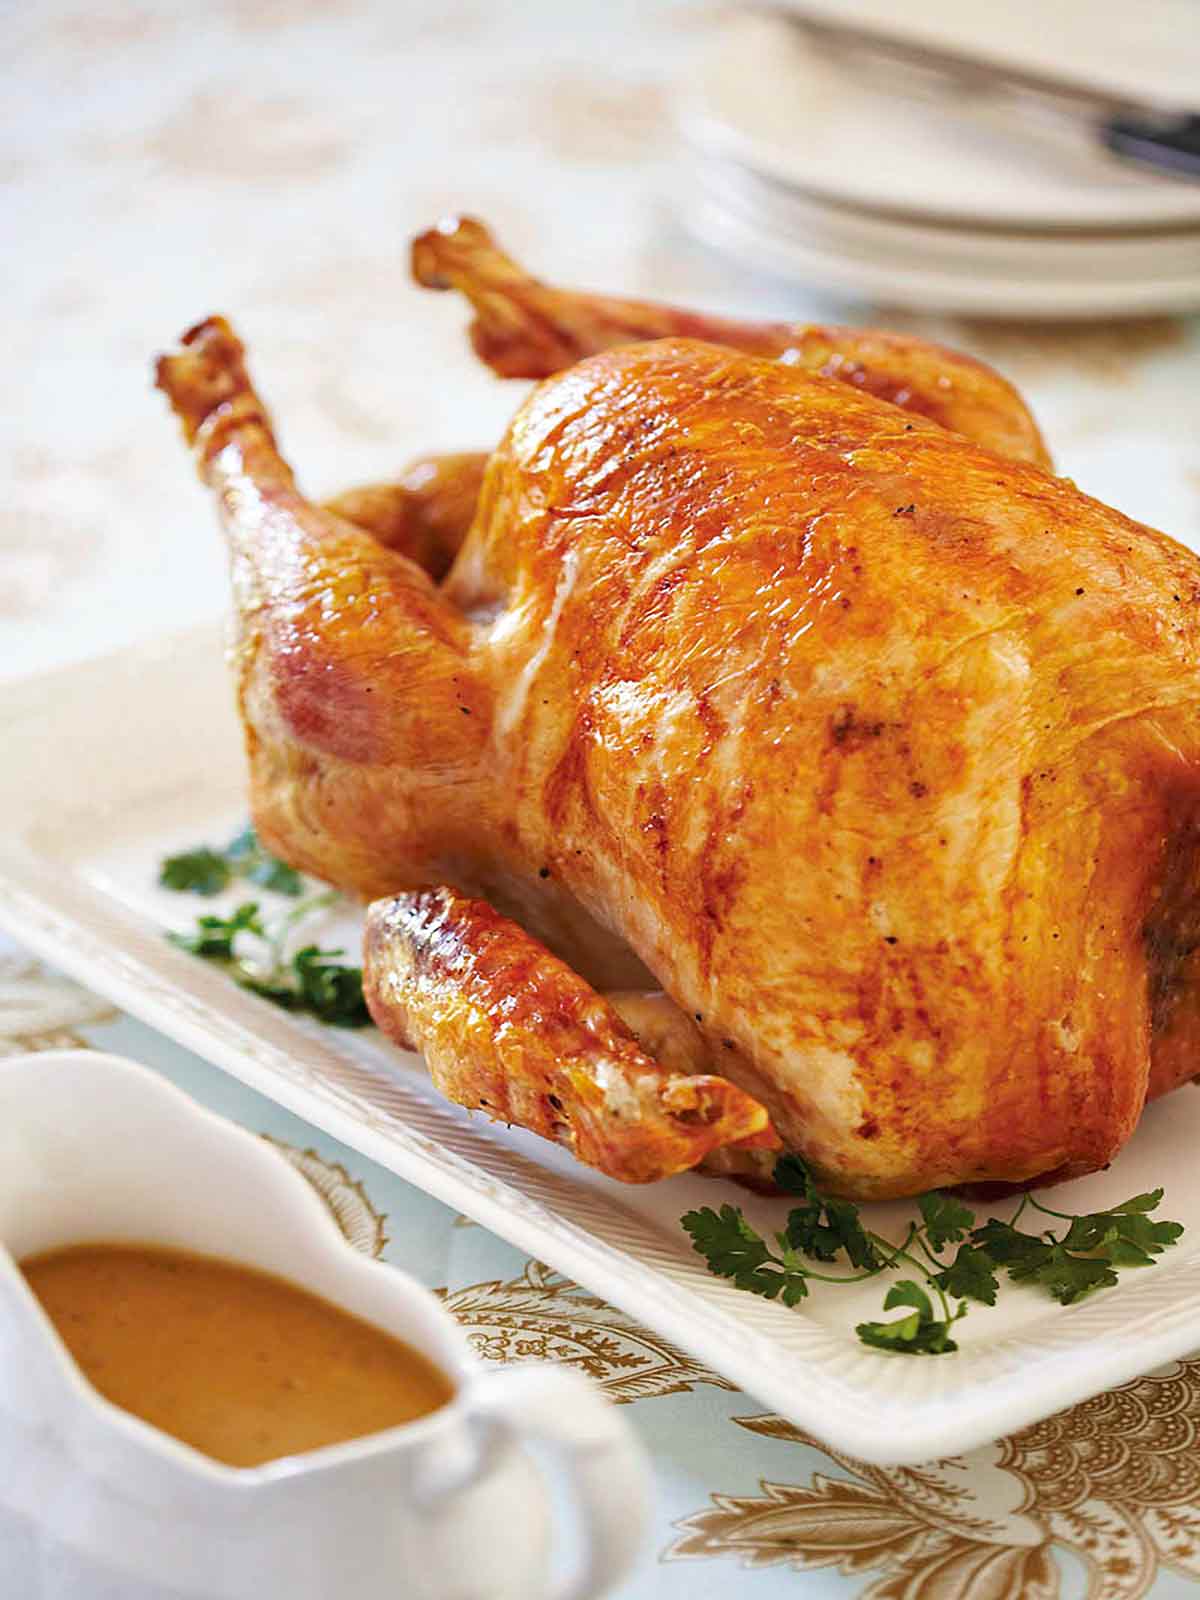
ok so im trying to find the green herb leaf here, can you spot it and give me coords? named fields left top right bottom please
left=682, top=1205, right=811, bottom=1307
left=882, top=1279, right=933, bottom=1319
left=225, top=826, right=304, bottom=896
left=1011, top=1244, right=1119, bottom=1305
left=239, top=975, right=305, bottom=1009
left=823, top=1197, right=883, bottom=1271
left=931, top=1243, right=999, bottom=1306
left=291, top=945, right=370, bottom=1027
left=167, top=901, right=265, bottom=959
left=857, top=1310, right=924, bottom=1349
left=775, top=1155, right=881, bottom=1269
left=969, top=1217, right=1049, bottom=1268
left=918, top=1191, right=975, bottom=1252
left=159, top=848, right=232, bottom=897
left=1104, top=1190, right=1165, bottom=1214
left=159, top=827, right=304, bottom=899
left=857, top=1281, right=962, bottom=1355
left=772, top=1153, right=816, bottom=1197
left=1061, top=1206, right=1182, bottom=1258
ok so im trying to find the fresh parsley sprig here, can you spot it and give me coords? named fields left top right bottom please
left=168, top=901, right=266, bottom=959
left=682, top=1157, right=1184, bottom=1356
left=971, top=1189, right=1183, bottom=1304
left=240, top=942, right=371, bottom=1028
left=857, top=1281, right=966, bottom=1355
left=163, top=853, right=370, bottom=1028
left=159, top=826, right=303, bottom=898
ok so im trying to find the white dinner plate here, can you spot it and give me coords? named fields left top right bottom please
left=691, top=156, right=1200, bottom=278
left=683, top=13, right=1200, bottom=233
left=679, top=171, right=1200, bottom=316
left=5, top=625, right=1200, bottom=1465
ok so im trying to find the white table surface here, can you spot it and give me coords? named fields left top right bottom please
left=5, top=2, right=1200, bottom=1596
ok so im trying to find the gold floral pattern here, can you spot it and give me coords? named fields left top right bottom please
left=439, top=1259, right=734, bottom=1403
left=668, top=1358, right=1200, bottom=1598
left=6, top=953, right=1200, bottom=1599
left=265, top=1138, right=389, bottom=1258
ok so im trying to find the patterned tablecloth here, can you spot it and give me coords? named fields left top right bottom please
left=5, top=939, right=1200, bottom=1600
left=5, top=0, right=1200, bottom=1595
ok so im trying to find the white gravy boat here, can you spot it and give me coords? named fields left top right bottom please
left=0, top=1051, right=651, bottom=1599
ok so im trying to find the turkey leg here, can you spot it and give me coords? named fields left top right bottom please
left=411, top=215, right=1050, bottom=467
left=156, top=318, right=491, bottom=897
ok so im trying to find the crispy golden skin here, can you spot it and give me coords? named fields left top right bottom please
left=332, top=217, right=1050, bottom=585
left=364, top=889, right=770, bottom=1183
left=158, top=275, right=1200, bottom=1197
left=434, top=337, right=1200, bottom=1196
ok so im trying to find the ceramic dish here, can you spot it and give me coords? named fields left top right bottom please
left=4, top=626, right=1200, bottom=1465
left=678, top=176, right=1200, bottom=317
left=0, top=1050, right=647, bottom=1600
left=681, top=13, right=1200, bottom=232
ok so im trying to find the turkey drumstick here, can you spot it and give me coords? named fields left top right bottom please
left=411, top=214, right=1050, bottom=467
left=155, top=318, right=490, bottom=899
left=322, top=216, right=1049, bottom=579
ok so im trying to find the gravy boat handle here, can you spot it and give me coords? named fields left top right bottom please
left=437, top=1363, right=651, bottom=1599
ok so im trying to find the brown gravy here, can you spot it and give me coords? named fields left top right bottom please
left=21, top=1243, right=454, bottom=1468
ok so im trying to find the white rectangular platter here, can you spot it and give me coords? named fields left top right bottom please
left=5, top=623, right=1200, bottom=1465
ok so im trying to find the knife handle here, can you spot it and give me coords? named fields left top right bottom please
left=1103, top=114, right=1200, bottom=182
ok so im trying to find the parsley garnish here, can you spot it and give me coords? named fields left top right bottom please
left=159, top=847, right=233, bottom=896
left=930, top=1243, right=1000, bottom=1307
left=164, top=883, right=370, bottom=1029
left=917, top=1191, right=974, bottom=1252
left=858, top=1281, right=966, bottom=1355
left=775, top=1152, right=881, bottom=1268
left=682, top=1157, right=1184, bottom=1356
left=167, top=901, right=265, bottom=959
left=223, top=825, right=304, bottom=896
left=240, top=942, right=371, bottom=1028
left=159, top=826, right=303, bottom=898
left=681, top=1205, right=813, bottom=1307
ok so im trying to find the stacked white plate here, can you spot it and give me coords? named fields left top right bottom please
left=675, top=8, right=1200, bottom=316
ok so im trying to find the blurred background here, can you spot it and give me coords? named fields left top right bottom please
left=4, top=0, right=1199, bottom=682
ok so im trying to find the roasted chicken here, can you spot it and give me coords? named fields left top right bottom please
left=157, top=220, right=1200, bottom=1199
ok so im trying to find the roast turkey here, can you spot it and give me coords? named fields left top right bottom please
left=157, top=220, right=1200, bottom=1198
